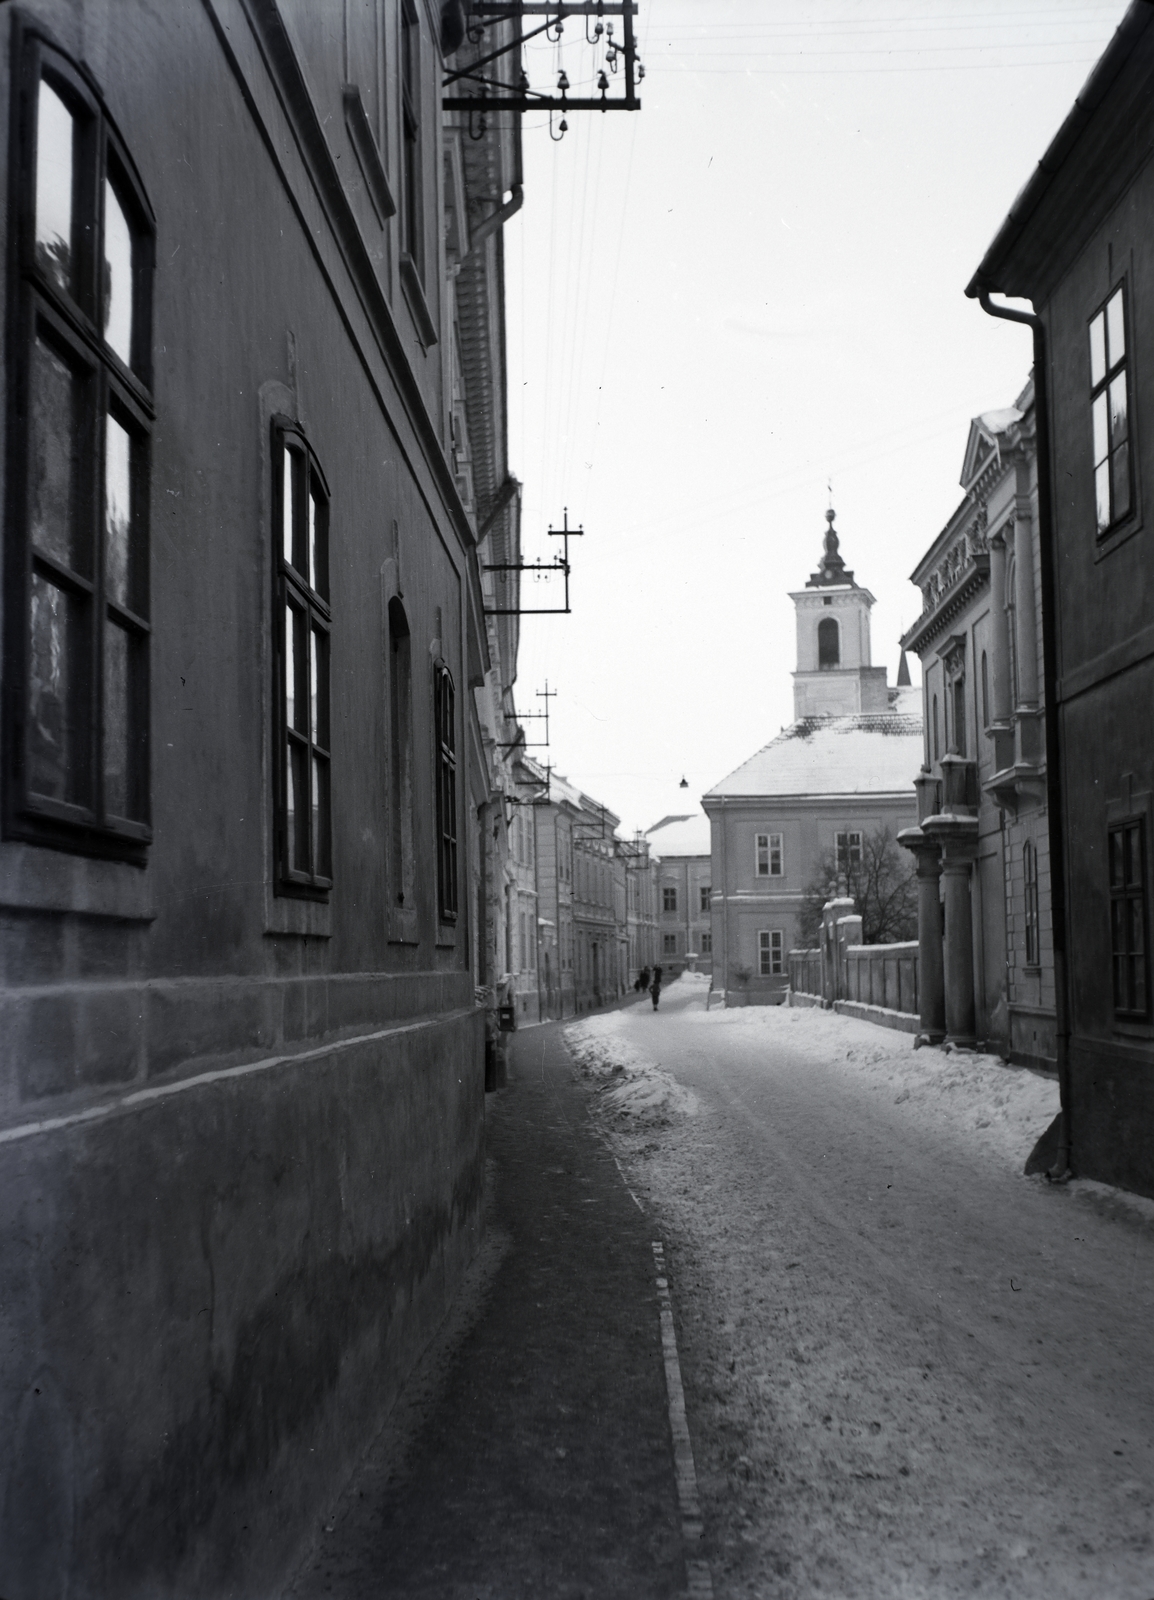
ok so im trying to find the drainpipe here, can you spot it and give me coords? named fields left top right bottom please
left=974, top=290, right=1071, bottom=1179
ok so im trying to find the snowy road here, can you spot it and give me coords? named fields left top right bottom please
left=568, top=977, right=1154, bottom=1599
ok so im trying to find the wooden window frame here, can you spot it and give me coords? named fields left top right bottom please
left=756, top=832, right=783, bottom=877
left=1023, top=838, right=1040, bottom=968
left=663, top=932, right=677, bottom=955
left=836, top=830, right=862, bottom=875
left=272, top=419, right=332, bottom=900
left=4, top=22, right=155, bottom=863
left=663, top=884, right=677, bottom=912
left=1089, top=282, right=1133, bottom=539
left=1108, top=816, right=1149, bottom=1021
left=699, top=884, right=711, bottom=914
left=759, top=929, right=784, bottom=977
left=400, top=0, right=422, bottom=275
left=700, top=930, right=712, bottom=954
left=434, top=660, right=458, bottom=922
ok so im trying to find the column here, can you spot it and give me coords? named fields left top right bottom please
left=1011, top=516, right=1039, bottom=708
left=914, top=844, right=945, bottom=1042
left=988, top=532, right=1012, bottom=724
left=941, top=849, right=977, bottom=1045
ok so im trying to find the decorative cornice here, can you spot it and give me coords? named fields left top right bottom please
left=902, top=555, right=989, bottom=655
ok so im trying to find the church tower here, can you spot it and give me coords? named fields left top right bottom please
left=789, top=509, right=890, bottom=719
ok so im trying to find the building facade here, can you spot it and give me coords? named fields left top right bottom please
left=644, top=811, right=713, bottom=977
left=704, top=517, right=922, bottom=1005
left=900, top=382, right=1055, bottom=1064
left=966, top=0, right=1154, bottom=1194
left=0, top=5, right=525, bottom=1593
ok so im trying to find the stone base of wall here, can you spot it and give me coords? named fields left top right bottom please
left=0, top=1007, right=484, bottom=1600
left=834, top=999, right=919, bottom=1034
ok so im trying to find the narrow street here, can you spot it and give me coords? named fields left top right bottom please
left=579, top=978, right=1154, bottom=1598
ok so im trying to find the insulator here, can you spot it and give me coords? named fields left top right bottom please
left=557, top=70, right=569, bottom=92
left=597, top=70, right=609, bottom=93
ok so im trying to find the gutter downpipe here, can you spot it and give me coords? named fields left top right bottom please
left=975, top=290, right=1071, bottom=1180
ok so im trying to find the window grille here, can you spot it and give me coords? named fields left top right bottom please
left=1109, top=820, right=1148, bottom=1019
left=759, top=929, right=784, bottom=976
left=756, top=833, right=783, bottom=876
left=1090, top=285, right=1132, bottom=535
left=1023, top=839, right=1039, bottom=967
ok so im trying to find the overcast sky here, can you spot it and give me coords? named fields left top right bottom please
left=503, top=0, right=1127, bottom=836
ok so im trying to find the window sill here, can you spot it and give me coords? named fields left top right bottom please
left=436, top=922, right=458, bottom=949
left=400, top=252, right=438, bottom=349
left=266, top=894, right=332, bottom=938
left=1094, top=508, right=1143, bottom=563
left=0, top=840, right=153, bottom=920
left=343, top=83, right=396, bottom=225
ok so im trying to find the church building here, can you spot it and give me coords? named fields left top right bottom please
left=703, top=516, right=922, bottom=1005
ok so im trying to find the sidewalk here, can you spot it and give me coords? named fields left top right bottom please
left=288, top=1005, right=689, bottom=1599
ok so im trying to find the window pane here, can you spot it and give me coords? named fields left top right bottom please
left=1095, top=462, right=1111, bottom=533
left=283, top=448, right=295, bottom=567
left=286, top=604, right=307, bottom=733
left=311, top=625, right=329, bottom=748
left=30, top=334, right=83, bottom=572
left=312, top=754, right=330, bottom=877
left=1112, top=439, right=1131, bottom=522
left=103, top=179, right=133, bottom=365
left=1106, top=288, right=1125, bottom=368
left=288, top=740, right=309, bottom=870
left=309, top=488, right=328, bottom=599
left=1092, top=391, right=1108, bottom=468
left=103, top=618, right=130, bottom=817
left=1109, top=372, right=1128, bottom=450
left=29, top=571, right=88, bottom=805
left=1089, top=311, right=1106, bottom=388
left=35, top=80, right=74, bottom=294
left=105, top=413, right=132, bottom=608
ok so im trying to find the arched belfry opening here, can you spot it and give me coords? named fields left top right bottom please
left=817, top=616, right=840, bottom=668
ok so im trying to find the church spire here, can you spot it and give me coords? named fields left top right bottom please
left=806, top=508, right=855, bottom=588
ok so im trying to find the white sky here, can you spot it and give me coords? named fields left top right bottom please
left=504, top=0, right=1128, bottom=836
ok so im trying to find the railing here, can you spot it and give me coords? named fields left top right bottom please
left=789, top=948, right=822, bottom=998
left=844, top=941, right=919, bottom=1016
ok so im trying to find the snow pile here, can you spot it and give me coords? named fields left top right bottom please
left=563, top=1011, right=700, bottom=1125
left=678, top=1002, right=1059, bottom=1168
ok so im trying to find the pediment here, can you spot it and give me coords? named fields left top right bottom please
left=960, top=422, right=998, bottom=491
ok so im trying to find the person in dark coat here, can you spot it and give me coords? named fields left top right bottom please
left=650, top=965, right=663, bottom=1010
left=638, top=966, right=650, bottom=994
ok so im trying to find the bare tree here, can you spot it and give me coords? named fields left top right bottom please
left=797, top=825, right=917, bottom=948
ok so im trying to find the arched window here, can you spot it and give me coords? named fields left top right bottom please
left=1023, top=839, right=1040, bottom=966
left=932, top=694, right=940, bottom=762
left=817, top=616, right=840, bottom=668
left=981, top=651, right=990, bottom=729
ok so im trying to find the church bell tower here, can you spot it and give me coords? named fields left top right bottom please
left=789, top=510, right=890, bottom=719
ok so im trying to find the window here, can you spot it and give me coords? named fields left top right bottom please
left=836, top=831, right=862, bottom=875
left=387, top=598, right=414, bottom=912
left=1023, top=839, right=1039, bottom=967
left=952, top=676, right=967, bottom=758
left=1109, top=820, right=1148, bottom=1019
left=756, top=832, right=783, bottom=877
left=5, top=32, right=155, bottom=860
left=700, top=885, right=711, bottom=914
left=1090, top=284, right=1131, bottom=535
left=663, top=933, right=677, bottom=955
left=701, top=931, right=712, bottom=954
left=981, top=651, right=990, bottom=729
left=663, top=885, right=677, bottom=912
left=932, top=695, right=940, bottom=763
left=817, top=615, right=840, bottom=668
left=275, top=423, right=331, bottom=895
left=400, top=0, right=422, bottom=271
left=435, top=663, right=458, bottom=920
left=759, top=929, right=784, bottom=977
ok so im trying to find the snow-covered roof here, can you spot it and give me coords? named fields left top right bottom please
left=704, top=685, right=923, bottom=800
left=977, top=406, right=1023, bottom=436
left=644, top=811, right=712, bottom=858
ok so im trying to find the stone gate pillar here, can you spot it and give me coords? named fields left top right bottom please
left=940, top=846, right=977, bottom=1046
left=899, top=826, right=945, bottom=1044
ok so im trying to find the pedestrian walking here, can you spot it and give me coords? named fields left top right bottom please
left=638, top=966, right=650, bottom=994
left=650, top=965, right=662, bottom=1011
